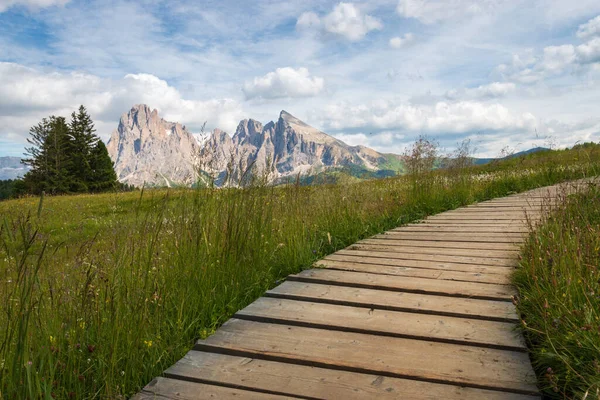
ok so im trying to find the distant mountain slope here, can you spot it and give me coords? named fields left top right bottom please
left=473, top=147, right=550, bottom=165
left=107, top=105, right=403, bottom=187
left=0, top=156, right=29, bottom=180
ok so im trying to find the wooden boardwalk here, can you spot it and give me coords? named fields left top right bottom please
left=135, top=183, right=577, bottom=399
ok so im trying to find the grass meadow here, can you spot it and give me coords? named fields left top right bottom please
left=515, top=180, right=600, bottom=399
left=0, top=144, right=599, bottom=399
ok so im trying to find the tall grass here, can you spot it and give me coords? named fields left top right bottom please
left=0, top=146, right=599, bottom=399
left=514, top=180, right=600, bottom=399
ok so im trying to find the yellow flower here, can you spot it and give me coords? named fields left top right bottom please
left=143, top=340, right=153, bottom=348
left=49, top=336, right=56, bottom=345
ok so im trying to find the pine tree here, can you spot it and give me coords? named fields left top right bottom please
left=89, top=141, right=118, bottom=192
left=22, top=116, right=74, bottom=194
left=68, top=105, right=98, bottom=191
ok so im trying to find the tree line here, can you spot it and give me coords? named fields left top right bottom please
left=1, top=106, right=126, bottom=200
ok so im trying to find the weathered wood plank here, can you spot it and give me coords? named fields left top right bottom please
left=166, top=351, right=539, bottom=400
left=350, top=243, right=518, bottom=259
left=315, top=259, right=511, bottom=284
left=322, top=254, right=515, bottom=276
left=234, top=297, right=524, bottom=350
left=394, top=225, right=529, bottom=233
left=360, top=238, right=520, bottom=251
left=335, top=249, right=515, bottom=267
left=290, top=269, right=516, bottom=300
left=194, top=319, right=538, bottom=394
left=134, top=377, right=288, bottom=399
left=377, top=232, right=524, bottom=243
left=266, top=281, right=518, bottom=322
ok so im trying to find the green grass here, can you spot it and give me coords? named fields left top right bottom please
left=514, top=181, right=600, bottom=399
left=0, top=144, right=599, bottom=399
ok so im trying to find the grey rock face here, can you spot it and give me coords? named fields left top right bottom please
left=107, top=104, right=201, bottom=187
left=107, top=105, right=396, bottom=187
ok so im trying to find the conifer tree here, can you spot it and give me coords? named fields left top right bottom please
left=89, top=141, right=118, bottom=192
left=68, top=105, right=98, bottom=191
left=23, top=116, right=74, bottom=194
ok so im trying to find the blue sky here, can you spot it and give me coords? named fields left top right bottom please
left=1, top=0, right=600, bottom=157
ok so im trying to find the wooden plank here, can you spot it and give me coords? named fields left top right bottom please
left=266, top=281, right=518, bottom=322
left=135, top=376, right=288, bottom=399
left=439, top=210, right=539, bottom=216
left=415, top=220, right=532, bottom=226
left=289, top=269, right=516, bottom=300
left=322, top=254, right=515, bottom=276
left=377, top=232, right=524, bottom=243
left=426, top=216, right=532, bottom=221
left=394, top=225, right=529, bottom=233
left=195, top=319, right=538, bottom=394
left=350, top=243, right=518, bottom=258
left=335, top=249, right=515, bottom=267
left=458, top=206, right=544, bottom=211
left=235, top=297, right=525, bottom=350
left=315, top=259, right=511, bottom=285
left=166, top=351, right=539, bottom=400
left=360, top=238, right=520, bottom=251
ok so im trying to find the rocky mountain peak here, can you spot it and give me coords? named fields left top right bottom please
left=106, top=104, right=200, bottom=187
left=106, top=105, right=400, bottom=188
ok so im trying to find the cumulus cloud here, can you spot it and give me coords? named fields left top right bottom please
left=445, top=82, right=516, bottom=100
left=242, top=67, right=324, bottom=100
left=0, top=62, right=245, bottom=154
left=0, top=0, right=69, bottom=12
left=495, top=31, right=600, bottom=84
left=576, top=38, right=600, bottom=64
left=320, top=100, right=538, bottom=135
left=389, top=33, right=415, bottom=48
left=577, top=15, right=600, bottom=39
left=297, top=2, right=382, bottom=41
left=396, top=0, right=499, bottom=24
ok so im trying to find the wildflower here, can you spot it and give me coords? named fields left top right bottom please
left=144, top=340, right=153, bottom=348
left=87, top=344, right=96, bottom=353
left=49, top=335, right=56, bottom=345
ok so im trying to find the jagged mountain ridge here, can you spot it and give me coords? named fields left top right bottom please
left=107, top=104, right=401, bottom=187
left=106, top=105, right=201, bottom=187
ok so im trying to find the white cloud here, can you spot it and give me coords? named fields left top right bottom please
left=494, top=37, right=600, bottom=84
left=0, top=0, right=69, bottom=12
left=389, top=33, right=415, bottom=48
left=540, top=44, right=576, bottom=73
left=320, top=100, right=538, bottom=134
left=296, top=11, right=321, bottom=30
left=577, top=15, right=600, bottom=39
left=446, top=82, right=516, bottom=100
left=0, top=63, right=245, bottom=151
left=297, top=2, right=382, bottom=41
left=396, top=0, right=499, bottom=24
left=242, top=67, right=324, bottom=100
left=576, top=37, right=600, bottom=64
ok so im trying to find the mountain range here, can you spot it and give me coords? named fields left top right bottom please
left=106, top=104, right=402, bottom=187
left=0, top=157, right=30, bottom=180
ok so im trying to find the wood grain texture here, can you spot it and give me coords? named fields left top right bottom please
left=166, top=351, right=539, bottom=400
left=266, top=281, right=518, bottom=322
left=235, top=297, right=525, bottom=350
left=134, top=377, right=289, bottom=399
left=314, top=259, right=512, bottom=284
left=334, top=249, right=516, bottom=267
left=194, top=319, right=538, bottom=394
left=322, top=253, right=515, bottom=276
left=289, top=268, right=516, bottom=300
